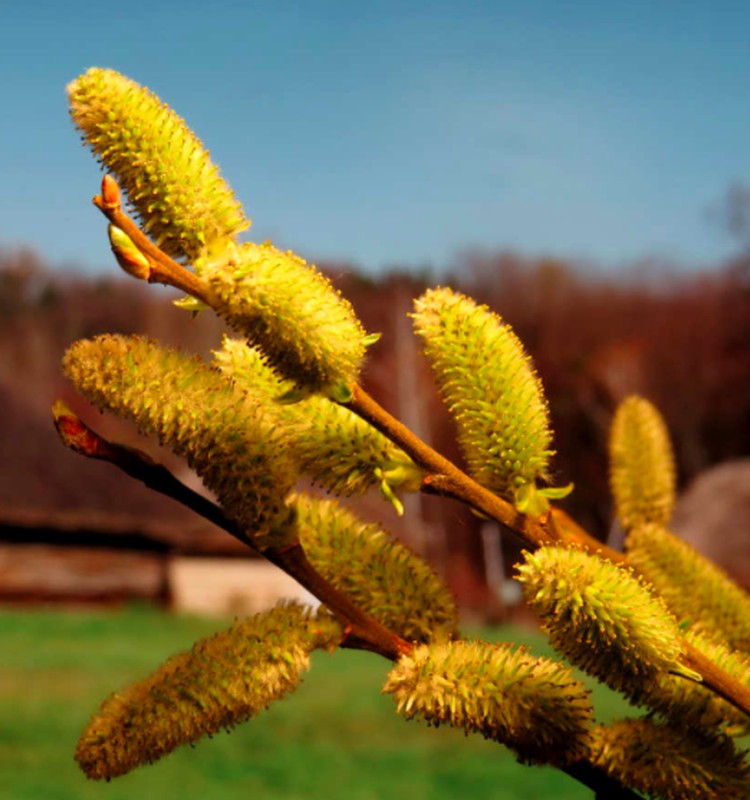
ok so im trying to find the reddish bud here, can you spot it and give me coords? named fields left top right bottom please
left=101, top=174, right=121, bottom=209
left=52, top=400, right=104, bottom=458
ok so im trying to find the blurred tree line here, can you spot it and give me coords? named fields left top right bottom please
left=0, top=245, right=748, bottom=615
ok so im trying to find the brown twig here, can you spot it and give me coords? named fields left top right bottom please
left=94, top=176, right=212, bottom=305
left=681, top=641, right=750, bottom=721
left=344, top=383, right=616, bottom=555
left=52, top=402, right=410, bottom=662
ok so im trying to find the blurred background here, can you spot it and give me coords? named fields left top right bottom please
left=1, top=3, right=749, bottom=797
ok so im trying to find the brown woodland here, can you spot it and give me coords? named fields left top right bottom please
left=0, top=245, right=748, bottom=615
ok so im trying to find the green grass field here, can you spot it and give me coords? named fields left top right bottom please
left=0, top=606, right=632, bottom=800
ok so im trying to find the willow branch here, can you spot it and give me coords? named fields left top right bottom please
left=88, top=181, right=604, bottom=553
left=52, top=402, right=410, bottom=661
left=88, top=180, right=750, bottom=718
left=343, top=386, right=750, bottom=718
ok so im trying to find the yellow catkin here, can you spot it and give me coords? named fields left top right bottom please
left=63, top=334, right=296, bottom=543
left=76, top=604, right=341, bottom=780
left=294, top=493, right=458, bottom=642
left=627, top=523, right=750, bottom=654
left=214, top=337, right=422, bottom=501
left=516, top=545, right=690, bottom=705
left=609, top=395, right=676, bottom=530
left=647, top=629, right=750, bottom=736
left=383, top=639, right=592, bottom=766
left=591, top=718, right=750, bottom=800
left=412, top=287, right=560, bottom=513
left=202, top=242, right=369, bottom=395
left=68, top=67, right=248, bottom=262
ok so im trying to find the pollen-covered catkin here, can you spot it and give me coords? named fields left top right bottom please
left=590, top=718, right=750, bottom=800
left=214, top=337, right=422, bottom=500
left=63, top=334, right=296, bottom=543
left=75, top=604, right=342, bottom=780
left=627, top=524, right=750, bottom=654
left=383, top=639, right=593, bottom=766
left=68, top=67, right=248, bottom=262
left=609, top=396, right=676, bottom=530
left=516, top=546, right=690, bottom=704
left=411, top=287, right=558, bottom=513
left=646, top=629, right=750, bottom=736
left=294, top=493, right=458, bottom=642
left=202, top=242, right=369, bottom=395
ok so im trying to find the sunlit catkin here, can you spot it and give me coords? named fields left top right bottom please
left=609, top=396, right=676, bottom=530
left=591, top=718, right=750, bottom=800
left=214, top=337, right=422, bottom=504
left=202, top=242, right=370, bottom=396
left=412, top=287, right=563, bottom=515
left=647, top=629, right=750, bottom=736
left=627, top=523, right=750, bottom=654
left=75, top=604, right=341, bottom=780
left=294, top=493, right=458, bottom=642
left=62, top=334, right=296, bottom=544
left=516, top=546, right=690, bottom=703
left=383, top=639, right=592, bottom=766
left=68, top=67, right=248, bottom=262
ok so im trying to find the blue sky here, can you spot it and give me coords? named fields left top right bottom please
left=2, top=1, right=750, bottom=275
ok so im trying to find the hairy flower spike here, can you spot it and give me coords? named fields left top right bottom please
left=76, top=604, right=342, bottom=780
left=214, top=337, right=422, bottom=505
left=68, top=67, right=249, bottom=262
left=627, top=524, right=750, bottom=654
left=383, top=639, right=593, bottom=766
left=412, top=287, right=563, bottom=514
left=294, top=493, right=458, bottom=642
left=516, top=546, right=689, bottom=703
left=609, top=396, right=676, bottom=530
left=63, top=334, right=296, bottom=545
left=201, top=242, right=369, bottom=395
left=591, top=718, right=750, bottom=800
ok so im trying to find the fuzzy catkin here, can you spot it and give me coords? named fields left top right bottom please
left=63, top=334, right=296, bottom=541
left=76, top=604, right=341, bottom=780
left=202, top=242, right=369, bottom=395
left=646, top=630, right=750, bottom=736
left=411, top=287, right=553, bottom=507
left=591, top=718, right=750, bottom=800
left=384, top=639, right=593, bottom=766
left=609, top=396, right=676, bottom=530
left=294, top=493, right=458, bottom=642
left=627, top=524, right=750, bottom=654
left=516, top=546, right=688, bottom=704
left=68, top=67, right=248, bottom=262
left=214, top=337, right=422, bottom=498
